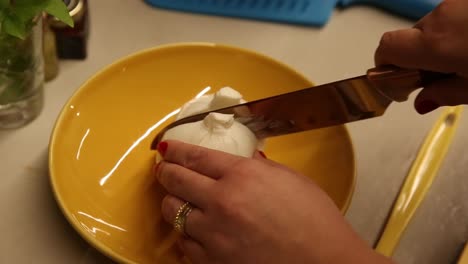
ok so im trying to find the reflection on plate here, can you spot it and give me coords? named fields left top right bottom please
left=49, top=43, right=355, bottom=264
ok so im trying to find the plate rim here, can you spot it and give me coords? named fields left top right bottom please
left=48, top=42, right=356, bottom=264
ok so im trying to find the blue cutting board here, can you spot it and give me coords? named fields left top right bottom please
left=144, top=0, right=442, bottom=26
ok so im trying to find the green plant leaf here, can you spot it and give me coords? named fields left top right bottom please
left=0, top=0, right=9, bottom=9
left=11, top=3, right=45, bottom=24
left=0, top=0, right=72, bottom=39
left=0, top=0, right=9, bottom=24
left=44, top=0, right=74, bottom=27
left=2, top=13, right=26, bottom=39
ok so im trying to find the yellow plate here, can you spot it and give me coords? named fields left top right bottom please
left=49, top=43, right=355, bottom=264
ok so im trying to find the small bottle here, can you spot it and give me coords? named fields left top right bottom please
left=43, top=14, right=59, bottom=81
left=49, top=0, right=89, bottom=60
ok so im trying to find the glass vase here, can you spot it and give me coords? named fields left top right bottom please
left=0, top=17, right=44, bottom=129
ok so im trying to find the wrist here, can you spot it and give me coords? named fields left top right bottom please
left=320, top=232, right=395, bottom=264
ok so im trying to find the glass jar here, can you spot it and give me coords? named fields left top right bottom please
left=0, top=16, right=44, bottom=129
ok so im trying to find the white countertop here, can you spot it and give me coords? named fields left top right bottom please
left=0, top=1, right=467, bottom=263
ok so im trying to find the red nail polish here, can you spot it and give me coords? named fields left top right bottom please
left=416, top=100, right=439, bottom=114
left=259, top=151, right=267, bottom=158
left=157, top=141, right=168, bottom=156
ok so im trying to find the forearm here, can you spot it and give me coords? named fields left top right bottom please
left=318, top=225, right=396, bottom=264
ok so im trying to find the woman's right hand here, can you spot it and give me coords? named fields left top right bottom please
left=374, top=0, right=468, bottom=114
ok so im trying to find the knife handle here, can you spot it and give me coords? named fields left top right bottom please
left=367, top=66, right=455, bottom=102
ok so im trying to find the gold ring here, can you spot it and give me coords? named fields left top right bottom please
left=173, top=202, right=193, bottom=235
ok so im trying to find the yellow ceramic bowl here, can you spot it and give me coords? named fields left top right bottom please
left=49, top=43, right=355, bottom=264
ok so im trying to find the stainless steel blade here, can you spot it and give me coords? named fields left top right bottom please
left=150, top=76, right=392, bottom=149
left=150, top=66, right=451, bottom=149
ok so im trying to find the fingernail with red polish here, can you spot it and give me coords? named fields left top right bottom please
left=416, top=100, right=439, bottom=114
left=259, top=151, right=267, bottom=159
left=157, top=141, right=168, bottom=156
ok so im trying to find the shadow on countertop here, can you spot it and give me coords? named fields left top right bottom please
left=0, top=148, right=116, bottom=263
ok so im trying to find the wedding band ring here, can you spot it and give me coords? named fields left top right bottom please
left=173, top=202, right=193, bottom=235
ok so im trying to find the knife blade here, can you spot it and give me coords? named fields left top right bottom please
left=150, top=66, right=451, bottom=149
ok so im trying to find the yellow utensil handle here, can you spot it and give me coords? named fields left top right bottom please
left=375, top=106, right=463, bottom=257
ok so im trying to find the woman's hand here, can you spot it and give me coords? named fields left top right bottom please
left=155, top=140, right=392, bottom=264
left=375, top=0, right=468, bottom=114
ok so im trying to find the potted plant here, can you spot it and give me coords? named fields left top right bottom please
left=0, top=0, right=73, bottom=129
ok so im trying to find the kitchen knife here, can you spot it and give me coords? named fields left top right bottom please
left=151, top=66, right=450, bottom=149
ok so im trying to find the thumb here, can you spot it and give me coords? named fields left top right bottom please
left=415, top=77, right=468, bottom=114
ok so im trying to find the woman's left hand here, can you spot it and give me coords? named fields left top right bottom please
left=154, top=140, right=392, bottom=264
